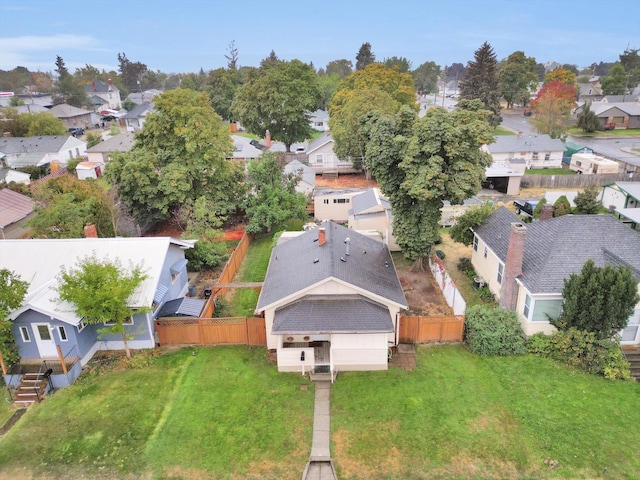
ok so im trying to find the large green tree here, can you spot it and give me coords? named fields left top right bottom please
left=383, top=56, right=412, bottom=73
left=573, top=185, right=601, bottom=214
left=181, top=196, right=229, bottom=270
left=552, top=259, right=639, bottom=340
left=449, top=203, right=496, bottom=246
left=362, top=100, right=494, bottom=268
left=244, top=152, right=309, bottom=234
left=0, top=108, right=66, bottom=137
left=117, top=52, right=148, bottom=93
left=0, top=269, right=29, bottom=368
left=325, top=59, right=353, bottom=79
left=107, top=89, right=244, bottom=225
left=329, top=63, right=417, bottom=162
left=205, top=67, right=238, bottom=121
left=52, top=56, right=89, bottom=108
left=231, top=59, right=322, bottom=152
left=57, top=255, right=149, bottom=359
left=600, top=63, right=628, bottom=95
left=412, top=61, right=441, bottom=95
left=498, top=51, right=538, bottom=109
left=458, top=42, right=502, bottom=126
left=29, top=175, right=119, bottom=238
left=355, top=42, right=375, bottom=70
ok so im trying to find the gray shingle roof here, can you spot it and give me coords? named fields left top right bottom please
left=48, top=103, right=92, bottom=118
left=84, top=79, right=119, bottom=94
left=610, top=181, right=640, bottom=201
left=87, top=133, right=135, bottom=153
left=256, top=221, right=407, bottom=311
left=272, top=295, right=394, bottom=334
left=475, top=207, right=640, bottom=294
left=123, top=102, right=154, bottom=119
left=157, top=297, right=205, bottom=318
left=306, top=131, right=333, bottom=153
left=487, top=135, right=565, bottom=154
left=284, top=160, right=316, bottom=187
left=0, top=135, right=81, bottom=154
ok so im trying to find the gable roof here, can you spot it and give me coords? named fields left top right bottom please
left=87, top=132, right=135, bottom=153
left=0, top=135, right=83, bottom=154
left=306, top=131, right=334, bottom=154
left=474, top=207, right=640, bottom=294
left=283, top=159, right=315, bottom=187
left=230, top=134, right=263, bottom=159
left=0, top=237, right=193, bottom=325
left=351, top=188, right=391, bottom=217
left=48, top=103, right=92, bottom=118
left=605, top=181, right=640, bottom=201
left=256, top=221, right=407, bottom=312
left=486, top=134, right=565, bottom=154
left=0, top=188, right=34, bottom=228
left=84, top=79, right=119, bottom=94
left=123, top=102, right=154, bottom=119
left=589, top=102, right=640, bottom=116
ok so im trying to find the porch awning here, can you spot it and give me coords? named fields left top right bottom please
left=170, top=258, right=188, bottom=275
left=272, top=294, right=394, bottom=334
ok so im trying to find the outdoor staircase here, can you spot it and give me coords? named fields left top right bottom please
left=623, top=348, right=640, bottom=382
left=13, top=373, right=50, bottom=407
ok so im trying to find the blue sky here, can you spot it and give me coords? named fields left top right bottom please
left=1, top=0, right=639, bottom=74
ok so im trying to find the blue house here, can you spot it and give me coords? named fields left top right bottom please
left=1, top=237, right=193, bottom=395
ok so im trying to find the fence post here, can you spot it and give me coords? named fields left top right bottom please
left=56, top=345, right=68, bottom=374
left=198, top=318, right=205, bottom=346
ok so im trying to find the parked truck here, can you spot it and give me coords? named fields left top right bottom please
left=513, top=199, right=539, bottom=216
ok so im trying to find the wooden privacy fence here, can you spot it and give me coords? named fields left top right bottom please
left=521, top=172, right=633, bottom=189
left=214, top=232, right=252, bottom=299
left=399, top=315, right=465, bottom=343
left=155, top=317, right=266, bottom=346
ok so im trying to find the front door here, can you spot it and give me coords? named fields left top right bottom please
left=33, top=323, right=58, bottom=357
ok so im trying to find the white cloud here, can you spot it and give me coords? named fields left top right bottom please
left=1, top=33, right=98, bottom=52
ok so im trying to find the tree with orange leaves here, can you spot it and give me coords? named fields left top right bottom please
left=530, top=80, right=577, bottom=139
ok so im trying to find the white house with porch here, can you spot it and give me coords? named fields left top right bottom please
left=255, top=222, right=407, bottom=378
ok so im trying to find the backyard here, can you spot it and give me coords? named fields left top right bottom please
left=0, top=345, right=638, bottom=479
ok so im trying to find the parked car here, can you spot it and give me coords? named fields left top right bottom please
left=513, top=199, right=539, bottom=217
left=68, top=127, right=85, bottom=137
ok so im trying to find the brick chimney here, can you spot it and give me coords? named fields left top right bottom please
left=318, top=227, right=326, bottom=246
left=539, top=203, right=554, bottom=220
left=84, top=223, right=98, bottom=238
left=499, top=222, right=526, bottom=310
left=265, top=129, right=271, bottom=148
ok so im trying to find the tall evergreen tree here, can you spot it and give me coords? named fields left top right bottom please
left=355, top=42, right=375, bottom=70
left=576, top=102, right=602, bottom=133
left=52, top=55, right=89, bottom=108
left=458, top=42, right=502, bottom=126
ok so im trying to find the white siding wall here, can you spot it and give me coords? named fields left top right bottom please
left=471, top=234, right=503, bottom=300
left=277, top=347, right=315, bottom=372
left=331, top=333, right=388, bottom=371
left=601, top=186, right=628, bottom=211
left=314, top=191, right=360, bottom=222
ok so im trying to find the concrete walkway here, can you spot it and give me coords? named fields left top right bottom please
left=302, top=381, right=338, bottom=480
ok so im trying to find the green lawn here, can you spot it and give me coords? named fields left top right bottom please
left=525, top=168, right=575, bottom=175
left=494, top=126, right=516, bottom=136
left=332, top=345, right=640, bottom=480
left=0, top=347, right=314, bottom=479
left=567, top=127, right=640, bottom=137
left=0, top=388, right=15, bottom=427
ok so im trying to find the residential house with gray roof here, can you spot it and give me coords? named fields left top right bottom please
left=471, top=207, right=640, bottom=345
left=305, top=131, right=358, bottom=175
left=574, top=101, right=640, bottom=130
left=86, top=132, right=135, bottom=163
left=284, top=159, right=315, bottom=195
left=84, top=79, right=121, bottom=110
left=48, top=103, right=93, bottom=130
left=0, top=135, right=87, bottom=168
left=483, top=134, right=565, bottom=169
left=601, top=181, right=640, bottom=230
left=255, top=222, right=408, bottom=376
left=123, top=102, right=154, bottom=131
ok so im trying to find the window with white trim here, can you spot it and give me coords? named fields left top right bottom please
left=483, top=246, right=488, bottom=258
left=19, top=326, right=31, bottom=342
left=523, top=294, right=531, bottom=319
left=532, top=152, right=539, bottom=161
left=315, top=153, right=324, bottom=163
left=544, top=153, right=550, bottom=161
left=473, top=236, right=478, bottom=252
left=497, top=262, right=504, bottom=284
left=531, top=299, right=563, bottom=323
left=323, top=199, right=329, bottom=204
left=77, top=320, right=86, bottom=332
left=58, top=326, right=68, bottom=341
left=333, top=198, right=349, bottom=204
left=104, top=316, right=134, bottom=326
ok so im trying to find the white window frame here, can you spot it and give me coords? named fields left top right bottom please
left=523, top=294, right=531, bottom=320
left=77, top=320, right=86, bottom=332
left=323, top=199, right=329, bottom=205
left=483, top=246, right=488, bottom=258
left=497, top=262, right=504, bottom=284
left=473, top=236, right=478, bottom=252
left=19, top=326, right=31, bottom=342
left=104, top=316, right=134, bottom=326
left=58, top=326, right=68, bottom=342
left=171, top=271, right=181, bottom=284
left=315, top=153, right=324, bottom=164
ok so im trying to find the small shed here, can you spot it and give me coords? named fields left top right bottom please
left=156, top=297, right=206, bottom=318
left=76, top=161, right=105, bottom=180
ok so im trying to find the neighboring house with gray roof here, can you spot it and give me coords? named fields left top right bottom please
left=313, top=188, right=363, bottom=222
left=310, top=109, right=328, bottom=131
left=577, top=81, right=603, bottom=103
left=123, top=102, right=154, bottom=131
left=48, top=103, right=93, bottom=130
left=126, top=89, right=162, bottom=105
left=0, top=135, right=87, bottom=168
left=255, top=222, right=408, bottom=375
left=483, top=134, right=565, bottom=169
left=230, top=134, right=263, bottom=161
left=84, top=79, right=121, bottom=110
left=348, top=188, right=399, bottom=251
left=574, top=101, right=640, bottom=130
left=284, top=159, right=315, bottom=195
left=0, top=168, right=30, bottom=185
left=305, top=131, right=357, bottom=175
left=0, top=188, right=34, bottom=239
left=86, top=132, right=135, bottom=163
left=471, top=207, right=640, bottom=345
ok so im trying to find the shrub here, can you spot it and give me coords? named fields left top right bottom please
left=553, top=195, right=571, bottom=216
left=457, top=257, right=472, bottom=272
left=464, top=305, right=527, bottom=356
left=476, top=286, right=495, bottom=302
left=528, top=328, right=631, bottom=380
